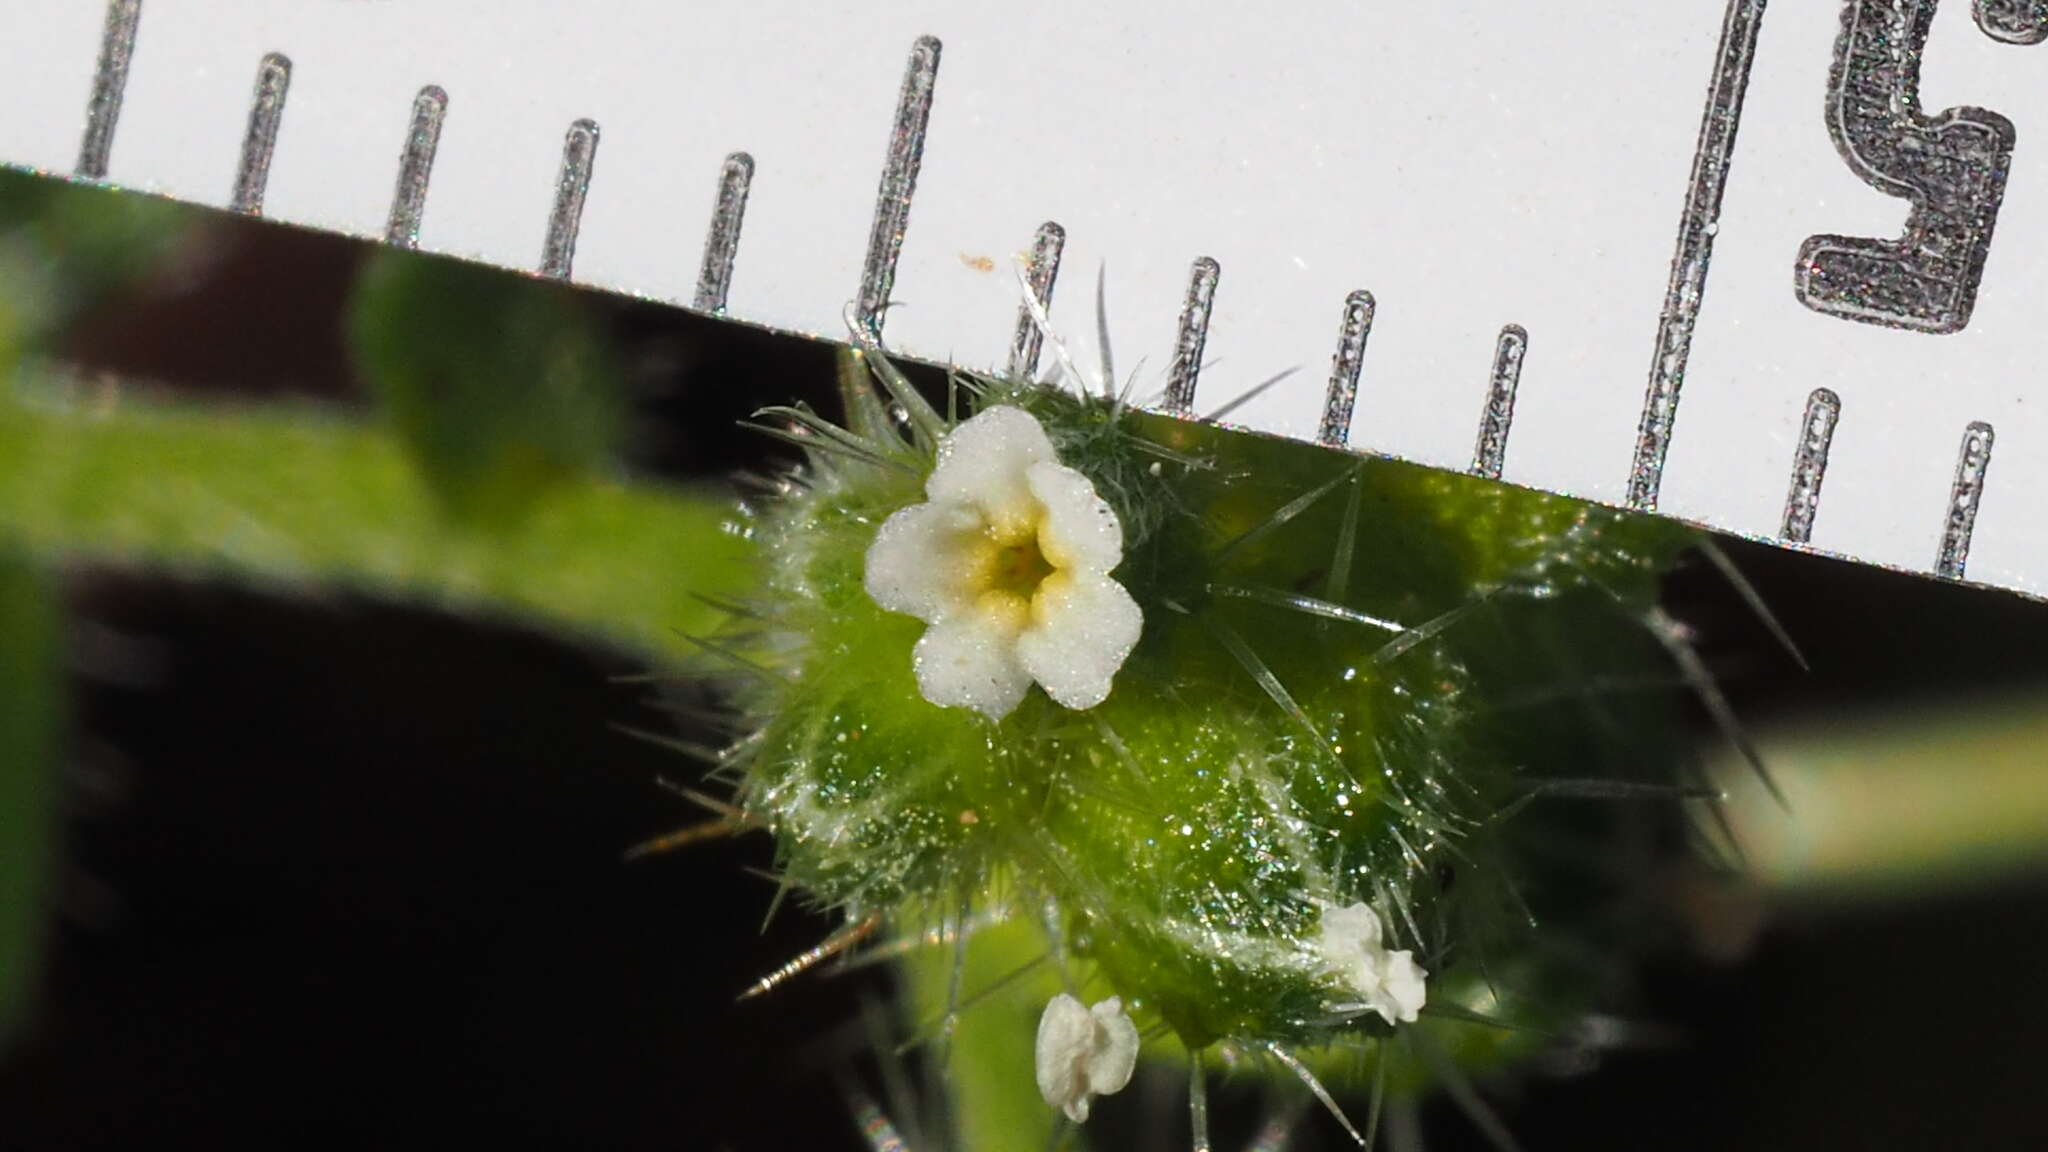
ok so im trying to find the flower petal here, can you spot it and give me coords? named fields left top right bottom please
left=1035, top=994, right=1138, bottom=1124
left=912, top=611, right=1034, bottom=721
left=865, top=501, right=983, bottom=621
left=1034, top=993, right=1091, bottom=1120
left=927, top=405, right=1056, bottom=528
left=1316, top=902, right=1427, bottom=1025
left=1027, top=460, right=1124, bottom=574
left=1016, top=572, right=1142, bottom=711
left=1083, top=997, right=1139, bottom=1099
left=1375, top=951, right=1427, bottom=1024
left=1317, top=901, right=1385, bottom=963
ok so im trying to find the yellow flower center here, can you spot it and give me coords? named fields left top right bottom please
left=967, top=513, right=1062, bottom=635
left=991, top=534, right=1056, bottom=600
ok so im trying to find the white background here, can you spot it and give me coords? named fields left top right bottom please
left=0, top=1, right=2041, bottom=599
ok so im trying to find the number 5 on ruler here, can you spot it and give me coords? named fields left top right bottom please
left=1795, top=0, right=2046, bottom=334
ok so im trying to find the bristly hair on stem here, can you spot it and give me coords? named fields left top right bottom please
left=678, top=315, right=1734, bottom=1151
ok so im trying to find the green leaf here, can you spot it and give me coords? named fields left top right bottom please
left=349, top=250, right=625, bottom=525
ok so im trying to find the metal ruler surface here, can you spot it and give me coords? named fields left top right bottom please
left=4, top=0, right=2046, bottom=598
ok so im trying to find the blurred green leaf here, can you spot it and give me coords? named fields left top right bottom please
left=350, top=250, right=624, bottom=525
left=0, top=169, right=193, bottom=363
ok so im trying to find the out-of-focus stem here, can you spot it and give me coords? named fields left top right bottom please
left=0, top=381, right=750, bottom=663
left=901, top=915, right=1063, bottom=1152
left=1713, top=693, right=2048, bottom=899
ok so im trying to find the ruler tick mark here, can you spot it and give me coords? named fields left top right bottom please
left=854, top=35, right=942, bottom=340
left=229, top=53, right=291, bottom=216
left=384, top=85, right=448, bottom=249
left=1936, top=420, right=1996, bottom=580
left=1472, top=325, right=1527, bottom=481
left=1164, top=257, right=1221, bottom=416
left=1629, top=0, right=1769, bottom=511
left=1318, top=290, right=1375, bottom=448
left=694, top=152, right=754, bottom=314
left=1780, top=388, right=1841, bottom=544
left=76, top=0, right=142, bottom=180
left=1007, top=222, right=1066, bottom=379
left=540, top=119, right=600, bottom=280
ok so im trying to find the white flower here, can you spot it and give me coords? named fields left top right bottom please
left=1315, top=901, right=1427, bottom=1025
left=1034, top=993, right=1139, bottom=1123
left=864, top=405, right=1142, bottom=721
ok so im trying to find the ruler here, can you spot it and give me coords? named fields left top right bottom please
left=2, top=0, right=2044, bottom=599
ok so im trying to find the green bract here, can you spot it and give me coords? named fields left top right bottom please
left=714, top=352, right=1697, bottom=1108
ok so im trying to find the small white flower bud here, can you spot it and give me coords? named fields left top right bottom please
left=1315, top=901, right=1428, bottom=1025
left=1034, top=993, right=1140, bottom=1123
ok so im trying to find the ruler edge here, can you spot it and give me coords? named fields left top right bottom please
left=6, top=0, right=2042, bottom=607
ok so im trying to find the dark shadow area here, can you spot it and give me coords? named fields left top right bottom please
left=6, top=571, right=879, bottom=1149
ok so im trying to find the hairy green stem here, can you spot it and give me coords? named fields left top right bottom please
left=902, top=916, right=1067, bottom=1152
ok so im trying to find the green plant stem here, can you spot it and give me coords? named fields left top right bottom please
left=1718, top=692, right=2048, bottom=898
left=903, top=916, right=1067, bottom=1152
left=0, top=380, right=751, bottom=662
